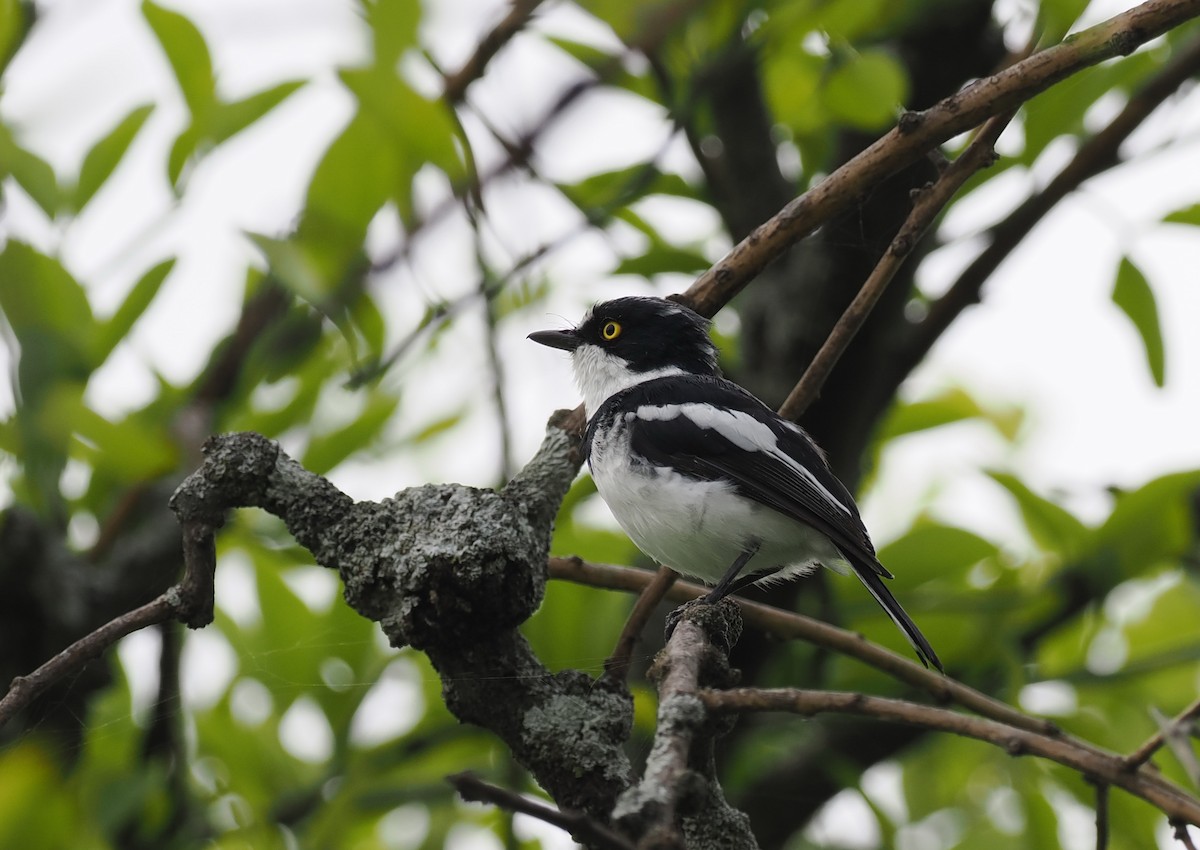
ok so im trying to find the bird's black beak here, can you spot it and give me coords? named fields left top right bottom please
left=528, top=328, right=581, bottom=352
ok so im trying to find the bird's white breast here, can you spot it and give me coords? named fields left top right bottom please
left=588, top=414, right=845, bottom=586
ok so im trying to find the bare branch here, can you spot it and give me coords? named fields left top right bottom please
left=700, top=688, right=1200, bottom=827
left=679, top=0, right=1200, bottom=318
left=448, top=771, right=635, bottom=850
left=894, top=29, right=1200, bottom=385
left=442, top=0, right=545, bottom=104
left=1125, top=694, right=1200, bottom=771
left=1093, top=780, right=1110, bottom=850
left=777, top=109, right=1015, bottom=421
left=0, top=518, right=216, bottom=730
left=1177, top=822, right=1200, bottom=850
left=549, top=556, right=1061, bottom=737
left=604, top=564, right=678, bottom=683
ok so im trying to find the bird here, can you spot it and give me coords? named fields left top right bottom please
left=528, top=295, right=941, bottom=671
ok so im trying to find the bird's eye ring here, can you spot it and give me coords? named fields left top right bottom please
left=601, top=321, right=621, bottom=341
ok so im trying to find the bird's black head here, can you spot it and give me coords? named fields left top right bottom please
left=528, top=296, right=718, bottom=376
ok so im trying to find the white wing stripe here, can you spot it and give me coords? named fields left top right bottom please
left=634, top=403, right=852, bottom=515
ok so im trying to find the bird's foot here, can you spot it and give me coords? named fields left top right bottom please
left=663, top=596, right=744, bottom=656
left=664, top=596, right=719, bottom=642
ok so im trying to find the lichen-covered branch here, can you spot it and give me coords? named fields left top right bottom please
left=163, top=426, right=632, bottom=820
left=613, top=600, right=758, bottom=849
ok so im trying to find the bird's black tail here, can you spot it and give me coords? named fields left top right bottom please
left=853, top=565, right=942, bottom=672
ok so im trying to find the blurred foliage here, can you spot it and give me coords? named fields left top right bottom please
left=2, top=1, right=1200, bottom=849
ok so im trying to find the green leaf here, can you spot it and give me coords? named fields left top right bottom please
left=1111, top=256, right=1165, bottom=387
left=0, top=124, right=61, bottom=216
left=0, top=241, right=96, bottom=373
left=559, top=164, right=699, bottom=215
left=211, top=80, right=305, bottom=144
left=877, top=522, right=999, bottom=586
left=614, top=245, right=710, bottom=277
left=54, top=399, right=179, bottom=480
left=338, top=66, right=463, bottom=199
left=1022, top=54, right=1154, bottom=165
left=822, top=48, right=907, bottom=129
left=363, top=0, right=420, bottom=66
left=763, top=49, right=825, bottom=133
left=987, top=471, right=1090, bottom=559
left=72, top=103, right=154, bottom=212
left=299, top=110, right=395, bottom=269
left=879, top=387, right=1022, bottom=443
left=1163, top=202, right=1200, bottom=226
left=301, top=391, right=399, bottom=474
left=95, top=259, right=175, bottom=361
left=247, top=234, right=329, bottom=303
left=1039, top=0, right=1090, bottom=41
left=166, top=121, right=201, bottom=188
left=142, top=0, right=215, bottom=118
left=1092, top=470, right=1200, bottom=576
left=0, top=0, right=26, bottom=73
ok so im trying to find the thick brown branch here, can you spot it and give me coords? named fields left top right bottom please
left=896, top=28, right=1200, bottom=383
left=777, top=110, right=1015, bottom=421
left=680, top=0, right=1200, bottom=318
left=701, top=688, right=1200, bottom=827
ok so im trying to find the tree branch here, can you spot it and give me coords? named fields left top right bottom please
left=679, top=0, right=1200, bottom=318
left=1093, top=779, right=1110, bottom=850
left=448, top=771, right=635, bottom=850
left=0, top=518, right=216, bottom=730
left=1177, top=822, right=1200, bottom=850
left=776, top=109, right=1015, bottom=421
left=612, top=600, right=757, bottom=849
left=442, top=0, right=545, bottom=104
left=700, top=688, right=1200, bottom=827
left=604, top=564, right=678, bottom=683
left=1125, top=694, right=1200, bottom=770
left=549, top=556, right=1062, bottom=737
left=892, top=27, right=1200, bottom=387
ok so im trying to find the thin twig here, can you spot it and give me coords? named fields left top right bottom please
left=0, top=595, right=174, bottom=729
left=777, top=109, right=1015, bottom=421
left=549, top=556, right=1061, bottom=737
left=1125, top=694, right=1200, bottom=770
left=1176, top=822, right=1200, bottom=850
left=448, top=771, right=635, bottom=850
left=1092, top=779, right=1110, bottom=850
left=604, top=564, right=679, bottom=683
left=0, top=517, right=218, bottom=732
left=679, top=0, right=1200, bottom=318
left=700, top=688, right=1200, bottom=827
left=442, top=0, right=546, bottom=104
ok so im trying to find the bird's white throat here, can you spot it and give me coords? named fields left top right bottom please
left=571, top=344, right=686, bottom=418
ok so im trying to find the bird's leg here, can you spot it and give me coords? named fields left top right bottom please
left=702, top=542, right=762, bottom=603
left=665, top=542, right=760, bottom=640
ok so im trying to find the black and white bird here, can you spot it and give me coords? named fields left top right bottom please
left=529, top=296, right=941, bottom=671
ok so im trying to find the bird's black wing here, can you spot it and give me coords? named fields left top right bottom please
left=598, top=375, right=884, bottom=572
left=589, top=375, right=941, bottom=670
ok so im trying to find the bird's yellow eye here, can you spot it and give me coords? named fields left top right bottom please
left=601, top=321, right=621, bottom=341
